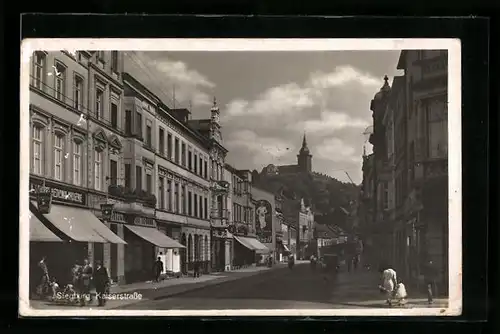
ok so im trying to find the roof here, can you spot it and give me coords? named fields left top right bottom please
left=396, top=50, right=408, bottom=70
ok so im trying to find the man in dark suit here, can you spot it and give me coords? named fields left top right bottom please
left=153, top=257, right=164, bottom=282
left=93, top=261, right=110, bottom=307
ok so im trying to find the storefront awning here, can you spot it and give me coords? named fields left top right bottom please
left=29, top=210, right=63, bottom=242
left=83, top=210, right=126, bottom=244
left=125, top=225, right=185, bottom=248
left=234, top=235, right=257, bottom=250
left=35, top=202, right=107, bottom=243
left=234, top=236, right=270, bottom=253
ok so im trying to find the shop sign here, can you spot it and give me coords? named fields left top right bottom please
left=257, top=235, right=272, bottom=244
left=212, top=229, right=228, bottom=238
left=255, top=199, right=272, bottom=236
left=134, top=216, right=157, bottom=228
left=30, top=179, right=86, bottom=205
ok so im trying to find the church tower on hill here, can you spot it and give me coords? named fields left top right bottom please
left=297, top=133, right=312, bottom=173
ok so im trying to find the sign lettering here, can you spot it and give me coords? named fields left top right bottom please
left=30, top=179, right=86, bottom=205
left=134, top=216, right=157, bottom=228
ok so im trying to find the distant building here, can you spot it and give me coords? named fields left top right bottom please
left=260, top=133, right=312, bottom=176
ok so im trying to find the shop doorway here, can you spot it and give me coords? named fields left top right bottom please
left=110, top=224, right=118, bottom=282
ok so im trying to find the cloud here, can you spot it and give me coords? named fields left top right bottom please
left=315, top=138, right=359, bottom=164
left=223, top=65, right=380, bottom=120
left=288, top=110, right=370, bottom=134
left=225, top=130, right=297, bottom=167
left=225, top=83, right=316, bottom=118
left=125, top=51, right=215, bottom=107
left=309, top=65, right=381, bottom=89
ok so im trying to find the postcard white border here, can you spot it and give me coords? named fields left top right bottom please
left=19, top=38, right=462, bottom=317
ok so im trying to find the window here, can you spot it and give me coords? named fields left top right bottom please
left=204, top=160, right=208, bottom=179
left=146, top=174, right=152, bottom=193
left=136, top=112, right=142, bottom=138
left=73, top=76, right=83, bottom=111
left=174, top=183, right=179, bottom=213
left=111, top=51, right=118, bottom=72
left=188, top=191, right=192, bottom=216
left=181, top=143, right=186, bottom=167
left=146, top=122, right=152, bottom=147
left=204, top=197, right=208, bottom=220
left=72, top=141, right=82, bottom=185
left=110, top=160, right=117, bottom=186
left=54, top=63, right=66, bottom=101
left=135, top=166, right=142, bottom=191
left=96, top=89, right=103, bottom=119
left=94, top=149, right=102, bottom=190
left=97, top=51, right=105, bottom=62
left=199, top=196, right=203, bottom=219
left=194, top=153, right=198, bottom=174
left=194, top=194, right=198, bottom=217
left=159, top=177, right=165, bottom=209
left=182, top=185, right=186, bottom=214
left=211, top=160, right=216, bottom=179
left=125, top=110, right=132, bottom=135
left=111, top=102, right=118, bottom=129
left=54, top=134, right=64, bottom=181
left=32, top=126, right=43, bottom=175
left=167, top=133, right=172, bottom=159
left=167, top=180, right=172, bottom=211
left=199, top=157, right=203, bottom=176
left=32, top=52, right=45, bottom=89
left=125, top=163, right=131, bottom=188
left=174, top=138, right=180, bottom=163
left=188, top=150, right=192, bottom=170
left=427, top=99, right=448, bottom=159
left=159, top=128, right=165, bottom=155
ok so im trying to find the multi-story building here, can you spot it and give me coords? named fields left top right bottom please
left=297, top=198, right=315, bottom=260
left=188, top=99, right=229, bottom=273
left=225, top=165, right=267, bottom=267
left=396, top=50, right=448, bottom=293
left=363, top=50, right=448, bottom=293
left=28, top=51, right=129, bottom=288
left=119, top=72, right=210, bottom=281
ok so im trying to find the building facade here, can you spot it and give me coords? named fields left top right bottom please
left=188, top=99, right=229, bottom=273
left=120, top=72, right=210, bottom=281
left=362, top=50, right=448, bottom=294
left=28, top=50, right=129, bottom=287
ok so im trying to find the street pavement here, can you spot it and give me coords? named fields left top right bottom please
left=115, top=263, right=448, bottom=310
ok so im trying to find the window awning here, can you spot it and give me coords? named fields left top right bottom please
left=125, top=225, right=185, bottom=248
left=29, top=210, right=63, bottom=242
left=234, top=236, right=270, bottom=253
left=83, top=210, right=126, bottom=244
left=35, top=203, right=126, bottom=244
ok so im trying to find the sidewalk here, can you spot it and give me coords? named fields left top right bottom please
left=329, top=269, right=449, bottom=309
left=29, top=264, right=287, bottom=310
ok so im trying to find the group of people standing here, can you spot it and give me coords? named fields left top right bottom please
left=35, top=256, right=111, bottom=307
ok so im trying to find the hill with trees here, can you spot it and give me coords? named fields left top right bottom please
left=252, top=171, right=360, bottom=234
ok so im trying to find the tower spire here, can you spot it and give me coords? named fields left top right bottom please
left=302, top=131, right=308, bottom=148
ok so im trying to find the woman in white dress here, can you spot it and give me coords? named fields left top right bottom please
left=379, top=266, right=398, bottom=306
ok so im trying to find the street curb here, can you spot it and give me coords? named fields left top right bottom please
left=109, top=265, right=292, bottom=309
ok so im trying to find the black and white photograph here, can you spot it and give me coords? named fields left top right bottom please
left=19, top=39, right=461, bottom=316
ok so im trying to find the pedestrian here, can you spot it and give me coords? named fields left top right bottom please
left=288, top=255, right=295, bottom=270
left=393, top=279, right=408, bottom=306
left=93, top=261, right=110, bottom=307
left=153, top=257, right=164, bottom=282
left=79, top=258, right=93, bottom=306
left=36, top=256, right=50, bottom=299
left=193, top=260, right=200, bottom=278
left=423, top=259, right=438, bottom=304
left=379, top=264, right=398, bottom=306
left=353, top=255, right=359, bottom=271
left=310, top=254, right=317, bottom=271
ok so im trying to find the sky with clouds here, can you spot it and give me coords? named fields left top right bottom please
left=124, top=50, right=403, bottom=184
